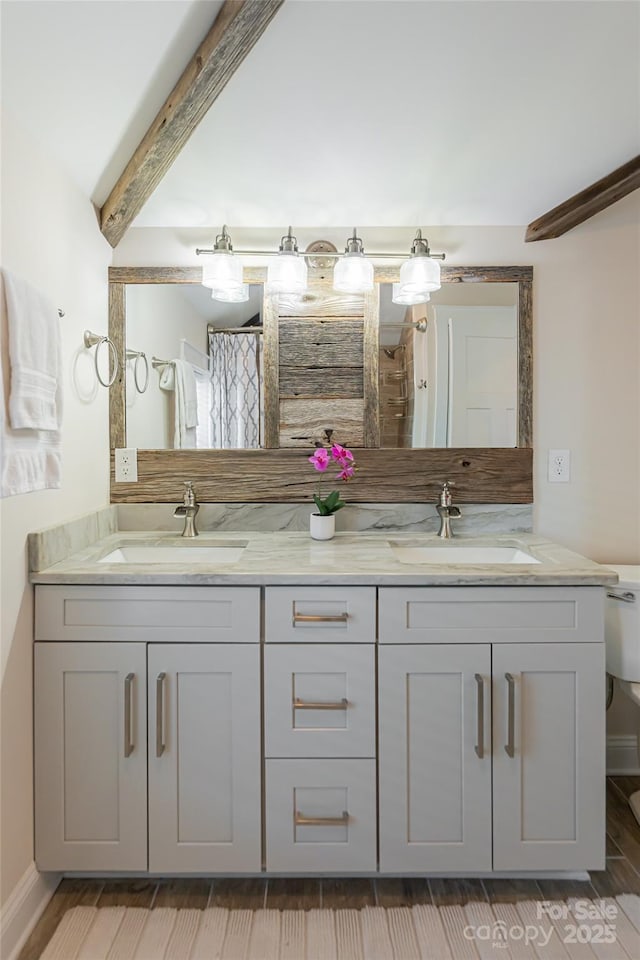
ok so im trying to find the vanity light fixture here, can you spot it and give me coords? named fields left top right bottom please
left=201, top=225, right=244, bottom=297
left=265, top=227, right=308, bottom=294
left=398, top=229, right=442, bottom=297
left=333, top=229, right=374, bottom=294
left=196, top=228, right=444, bottom=301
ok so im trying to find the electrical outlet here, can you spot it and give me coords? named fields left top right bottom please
left=115, top=448, right=138, bottom=483
left=548, top=449, right=570, bottom=483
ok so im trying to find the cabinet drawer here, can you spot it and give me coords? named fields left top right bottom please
left=35, top=585, right=260, bottom=643
left=265, top=587, right=375, bottom=643
left=264, top=644, right=375, bottom=758
left=265, top=759, right=376, bottom=872
left=379, top=587, right=603, bottom=644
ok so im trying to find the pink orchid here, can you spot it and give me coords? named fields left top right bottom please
left=336, top=465, right=355, bottom=481
left=308, top=448, right=330, bottom=472
left=308, top=441, right=356, bottom=516
left=331, top=444, right=353, bottom=463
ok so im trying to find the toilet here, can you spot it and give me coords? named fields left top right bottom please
left=605, top=564, right=640, bottom=822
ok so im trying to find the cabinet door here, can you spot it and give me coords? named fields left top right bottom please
left=493, top=642, right=605, bottom=871
left=379, top=644, right=492, bottom=872
left=35, top=642, right=147, bottom=871
left=148, top=644, right=261, bottom=872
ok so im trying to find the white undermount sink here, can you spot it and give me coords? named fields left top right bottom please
left=390, top=543, right=541, bottom=565
left=99, top=542, right=248, bottom=564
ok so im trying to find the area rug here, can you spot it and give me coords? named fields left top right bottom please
left=40, top=896, right=640, bottom=960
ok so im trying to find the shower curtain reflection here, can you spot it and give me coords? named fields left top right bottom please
left=208, top=331, right=261, bottom=449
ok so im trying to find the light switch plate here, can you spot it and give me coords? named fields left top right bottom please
left=115, top=448, right=138, bottom=482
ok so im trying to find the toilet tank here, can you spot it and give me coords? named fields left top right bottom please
left=605, top=565, right=640, bottom=681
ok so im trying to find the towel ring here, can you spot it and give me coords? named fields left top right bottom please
left=84, top=330, right=119, bottom=387
left=126, top=349, right=149, bottom=394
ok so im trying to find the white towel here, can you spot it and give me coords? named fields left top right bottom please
left=174, top=358, right=198, bottom=430
left=0, top=271, right=62, bottom=496
left=407, top=305, right=429, bottom=448
left=158, top=359, right=197, bottom=449
left=3, top=268, right=62, bottom=430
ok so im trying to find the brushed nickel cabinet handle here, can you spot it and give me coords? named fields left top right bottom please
left=295, top=810, right=349, bottom=827
left=124, top=673, right=135, bottom=758
left=292, top=613, right=349, bottom=625
left=505, top=672, right=516, bottom=758
left=294, top=697, right=349, bottom=711
left=474, top=673, right=484, bottom=759
left=156, top=672, right=167, bottom=758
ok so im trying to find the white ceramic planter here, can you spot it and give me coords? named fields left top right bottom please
left=310, top=513, right=335, bottom=540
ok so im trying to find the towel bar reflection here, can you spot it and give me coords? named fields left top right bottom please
left=152, top=356, right=174, bottom=370
left=126, top=349, right=149, bottom=394
left=83, top=330, right=119, bottom=387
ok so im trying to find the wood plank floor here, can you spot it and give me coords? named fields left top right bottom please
left=17, top=776, right=640, bottom=960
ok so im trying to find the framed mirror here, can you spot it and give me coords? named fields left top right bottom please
left=108, top=265, right=532, bottom=503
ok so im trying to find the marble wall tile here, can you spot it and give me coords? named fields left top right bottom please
left=28, top=505, right=117, bottom=571
left=117, top=503, right=533, bottom=535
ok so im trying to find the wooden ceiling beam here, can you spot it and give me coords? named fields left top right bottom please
left=525, top=155, right=640, bottom=242
left=100, top=0, right=284, bottom=247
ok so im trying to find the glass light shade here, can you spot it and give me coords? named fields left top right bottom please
left=399, top=255, right=441, bottom=293
left=210, top=283, right=250, bottom=303
left=266, top=253, right=307, bottom=294
left=201, top=251, right=243, bottom=291
left=392, top=283, right=430, bottom=305
left=333, top=255, right=374, bottom=293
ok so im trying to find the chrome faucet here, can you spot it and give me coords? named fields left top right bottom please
left=436, top=481, right=461, bottom=539
left=174, top=481, right=199, bottom=537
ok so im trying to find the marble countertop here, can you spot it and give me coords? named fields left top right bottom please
left=29, top=530, right=619, bottom=586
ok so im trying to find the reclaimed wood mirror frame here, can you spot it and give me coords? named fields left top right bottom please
left=108, top=264, right=532, bottom=504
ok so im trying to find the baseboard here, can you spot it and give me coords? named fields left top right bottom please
left=607, top=734, right=640, bottom=775
left=0, top=862, right=60, bottom=960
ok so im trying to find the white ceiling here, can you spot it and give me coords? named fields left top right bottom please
left=1, top=0, right=224, bottom=202
left=2, top=1, right=639, bottom=232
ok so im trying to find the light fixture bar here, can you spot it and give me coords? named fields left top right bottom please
left=195, top=247, right=446, bottom=260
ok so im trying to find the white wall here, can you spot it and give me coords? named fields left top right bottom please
left=0, top=109, right=112, bottom=907
left=115, top=198, right=640, bottom=564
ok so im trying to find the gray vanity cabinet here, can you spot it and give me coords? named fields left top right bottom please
left=34, top=582, right=606, bottom=876
left=378, top=587, right=606, bottom=874
left=34, top=585, right=261, bottom=874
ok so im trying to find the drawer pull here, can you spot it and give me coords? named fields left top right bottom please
left=294, top=697, right=349, bottom=711
left=124, top=673, right=135, bottom=758
left=156, top=672, right=167, bottom=758
left=474, top=673, right=484, bottom=759
left=295, top=810, right=349, bottom=827
left=505, top=672, right=516, bottom=758
left=292, top=613, right=349, bottom=625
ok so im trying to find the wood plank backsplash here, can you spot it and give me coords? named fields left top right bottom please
left=110, top=448, right=533, bottom=504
